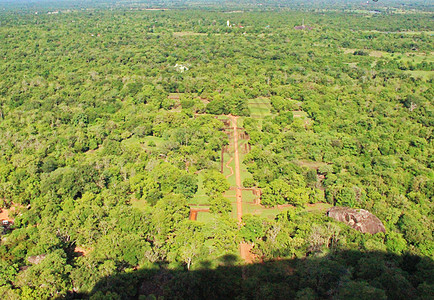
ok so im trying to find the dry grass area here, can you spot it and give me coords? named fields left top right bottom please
left=296, top=160, right=328, bottom=170
left=173, top=32, right=208, bottom=37
left=168, top=93, right=182, bottom=100
left=306, top=202, right=332, bottom=212
left=342, top=48, right=433, bottom=61
left=370, top=50, right=384, bottom=58
left=342, top=48, right=383, bottom=57
left=342, top=48, right=357, bottom=54
left=292, top=110, right=306, bottom=118
left=199, top=97, right=210, bottom=105
left=405, top=70, right=433, bottom=80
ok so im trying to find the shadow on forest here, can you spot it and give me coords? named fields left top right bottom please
left=62, top=250, right=433, bottom=300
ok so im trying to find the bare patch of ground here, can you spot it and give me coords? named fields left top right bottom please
left=0, top=204, right=23, bottom=223
left=240, top=242, right=258, bottom=264
left=74, top=246, right=91, bottom=257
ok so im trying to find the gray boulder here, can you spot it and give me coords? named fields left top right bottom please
left=326, top=207, right=385, bottom=234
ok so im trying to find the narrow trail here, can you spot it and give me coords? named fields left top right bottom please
left=230, top=115, right=243, bottom=225
left=225, top=156, right=234, bottom=179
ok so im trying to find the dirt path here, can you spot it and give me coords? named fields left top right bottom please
left=189, top=210, right=198, bottom=221
left=230, top=115, right=243, bottom=225
left=240, top=242, right=257, bottom=263
left=225, top=156, right=234, bottom=179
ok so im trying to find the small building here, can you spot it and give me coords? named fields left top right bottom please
left=174, top=63, right=189, bottom=73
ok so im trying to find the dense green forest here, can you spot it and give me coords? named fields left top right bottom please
left=0, top=0, right=432, bottom=299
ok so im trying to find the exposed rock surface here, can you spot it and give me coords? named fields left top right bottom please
left=326, top=207, right=386, bottom=234
left=27, top=254, right=47, bottom=265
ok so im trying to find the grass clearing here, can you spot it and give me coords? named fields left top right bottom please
left=173, top=32, right=208, bottom=37
left=237, top=139, right=253, bottom=184
left=404, top=70, right=433, bottom=80
left=293, top=110, right=308, bottom=118
left=227, top=189, right=295, bottom=220
left=342, top=48, right=434, bottom=63
left=190, top=172, right=210, bottom=205
left=131, top=198, right=147, bottom=212
left=306, top=202, right=332, bottom=212
left=142, top=136, right=165, bottom=147
left=248, top=97, right=273, bottom=119
left=196, top=211, right=215, bottom=223
left=382, top=52, right=434, bottom=63
left=249, top=106, right=272, bottom=119
left=241, top=190, right=294, bottom=219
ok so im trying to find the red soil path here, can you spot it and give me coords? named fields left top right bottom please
left=190, top=211, right=198, bottom=221
left=230, top=115, right=243, bottom=225
left=240, top=242, right=257, bottom=264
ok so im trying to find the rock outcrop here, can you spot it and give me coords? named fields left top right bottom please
left=27, top=254, right=47, bottom=265
left=326, top=207, right=385, bottom=234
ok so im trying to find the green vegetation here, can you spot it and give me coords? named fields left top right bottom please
left=0, top=0, right=432, bottom=299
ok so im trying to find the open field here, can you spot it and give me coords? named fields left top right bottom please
left=173, top=32, right=208, bottom=37
left=342, top=48, right=434, bottom=63
left=404, top=70, right=434, bottom=80
left=248, top=97, right=273, bottom=119
left=142, top=136, right=165, bottom=147
left=196, top=210, right=215, bottom=223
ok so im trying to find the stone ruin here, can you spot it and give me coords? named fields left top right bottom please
left=326, top=207, right=386, bottom=234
